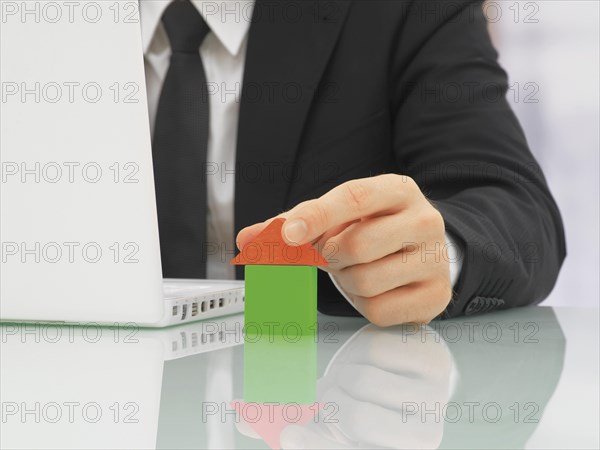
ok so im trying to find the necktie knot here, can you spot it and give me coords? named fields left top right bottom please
left=162, top=0, right=211, bottom=54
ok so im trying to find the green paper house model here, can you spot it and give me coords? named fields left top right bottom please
left=231, top=218, right=328, bottom=337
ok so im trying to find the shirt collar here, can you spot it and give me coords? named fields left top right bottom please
left=140, top=0, right=255, bottom=56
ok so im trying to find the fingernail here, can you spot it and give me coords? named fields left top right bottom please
left=283, top=219, right=307, bottom=244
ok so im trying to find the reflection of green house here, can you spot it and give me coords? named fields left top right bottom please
left=244, top=334, right=317, bottom=404
left=231, top=218, right=327, bottom=337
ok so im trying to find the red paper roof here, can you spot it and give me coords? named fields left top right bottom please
left=230, top=218, right=328, bottom=266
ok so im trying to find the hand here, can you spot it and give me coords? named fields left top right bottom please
left=280, top=324, right=452, bottom=449
left=236, top=174, right=452, bottom=326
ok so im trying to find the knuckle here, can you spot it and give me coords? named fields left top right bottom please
left=385, top=174, right=407, bottom=200
left=344, top=180, right=371, bottom=213
left=379, top=173, right=399, bottom=187
left=343, top=233, right=366, bottom=260
left=348, top=267, right=375, bottom=297
left=419, top=208, right=444, bottom=231
left=387, top=174, right=417, bottom=206
left=361, top=301, right=391, bottom=327
left=397, top=174, right=417, bottom=190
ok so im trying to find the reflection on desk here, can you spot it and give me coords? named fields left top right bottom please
left=1, top=306, right=598, bottom=449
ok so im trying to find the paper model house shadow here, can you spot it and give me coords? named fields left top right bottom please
left=231, top=218, right=327, bottom=336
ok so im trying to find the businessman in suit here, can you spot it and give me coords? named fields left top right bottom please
left=147, top=0, right=566, bottom=325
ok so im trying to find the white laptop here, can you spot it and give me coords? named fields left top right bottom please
left=0, top=1, right=243, bottom=326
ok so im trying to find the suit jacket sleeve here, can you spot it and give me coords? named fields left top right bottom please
left=391, top=0, right=566, bottom=318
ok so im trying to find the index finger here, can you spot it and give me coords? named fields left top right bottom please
left=282, top=174, right=414, bottom=246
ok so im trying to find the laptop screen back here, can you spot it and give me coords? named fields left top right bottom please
left=1, top=2, right=163, bottom=324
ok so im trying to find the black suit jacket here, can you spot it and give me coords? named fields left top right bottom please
left=232, top=0, right=566, bottom=318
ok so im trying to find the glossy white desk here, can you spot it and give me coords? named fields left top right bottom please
left=1, top=306, right=598, bottom=449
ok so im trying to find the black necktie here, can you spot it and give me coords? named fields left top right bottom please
left=152, top=0, right=211, bottom=278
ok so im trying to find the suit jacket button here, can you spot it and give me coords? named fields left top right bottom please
left=465, top=296, right=483, bottom=315
left=465, top=296, right=505, bottom=315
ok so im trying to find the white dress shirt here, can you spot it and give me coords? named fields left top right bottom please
left=140, top=0, right=462, bottom=295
